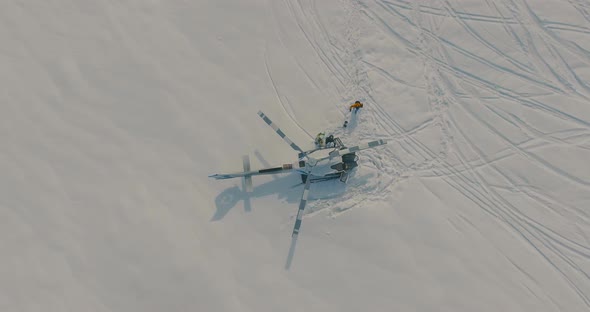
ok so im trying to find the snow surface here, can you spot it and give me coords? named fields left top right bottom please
left=2, top=0, right=590, bottom=311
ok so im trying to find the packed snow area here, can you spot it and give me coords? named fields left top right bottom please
left=2, top=0, right=590, bottom=311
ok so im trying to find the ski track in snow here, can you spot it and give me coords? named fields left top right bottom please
left=268, top=0, right=590, bottom=306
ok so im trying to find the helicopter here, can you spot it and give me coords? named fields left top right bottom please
left=209, top=110, right=387, bottom=237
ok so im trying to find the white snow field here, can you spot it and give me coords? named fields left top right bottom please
left=2, top=0, right=590, bottom=311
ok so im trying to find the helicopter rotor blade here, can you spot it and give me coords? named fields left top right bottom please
left=292, top=173, right=312, bottom=237
left=257, top=111, right=304, bottom=154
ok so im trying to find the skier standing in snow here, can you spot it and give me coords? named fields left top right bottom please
left=349, top=100, right=363, bottom=113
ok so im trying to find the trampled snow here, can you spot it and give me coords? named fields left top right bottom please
left=2, top=1, right=590, bottom=311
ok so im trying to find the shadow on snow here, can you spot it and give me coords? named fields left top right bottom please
left=211, top=172, right=353, bottom=221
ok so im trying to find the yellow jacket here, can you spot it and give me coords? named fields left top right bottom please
left=349, top=102, right=363, bottom=111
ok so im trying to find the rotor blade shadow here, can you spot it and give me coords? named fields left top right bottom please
left=254, top=150, right=279, bottom=181
left=285, top=235, right=298, bottom=270
left=241, top=178, right=252, bottom=212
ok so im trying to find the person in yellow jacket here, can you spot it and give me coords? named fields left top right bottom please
left=349, top=100, right=364, bottom=113
left=315, top=132, right=325, bottom=147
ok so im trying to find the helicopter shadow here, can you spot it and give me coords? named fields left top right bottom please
left=211, top=169, right=372, bottom=270
left=211, top=171, right=351, bottom=221
left=211, top=173, right=306, bottom=221
left=211, top=172, right=348, bottom=270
